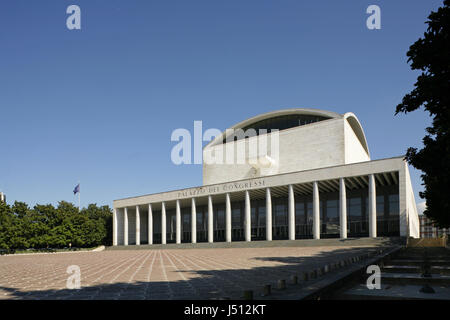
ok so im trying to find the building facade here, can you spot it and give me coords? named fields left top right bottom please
left=419, top=215, right=450, bottom=238
left=113, top=109, right=420, bottom=246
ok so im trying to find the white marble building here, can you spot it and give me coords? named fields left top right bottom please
left=113, top=109, right=419, bottom=246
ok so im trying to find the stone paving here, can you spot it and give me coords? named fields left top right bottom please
left=0, top=245, right=380, bottom=300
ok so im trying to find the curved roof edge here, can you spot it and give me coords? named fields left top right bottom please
left=205, top=108, right=343, bottom=148
left=343, top=112, right=370, bottom=158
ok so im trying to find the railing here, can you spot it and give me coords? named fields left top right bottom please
left=348, top=218, right=399, bottom=236
left=348, top=220, right=368, bottom=236
left=295, top=224, right=313, bottom=237
left=376, top=218, right=400, bottom=236
left=147, top=218, right=399, bottom=244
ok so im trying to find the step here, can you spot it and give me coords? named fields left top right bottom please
left=431, top=266, right=450, bottom=275
left=380, top=273, right=450, bottom=285
left=382, top=265, right=422, bottom=273
left=388, top=259, right=450, bottom=266
left=394, top=251, right=450, bottom=259
left=394, top=254, right=450, bottom=259
left=107, top=237, right=402, bottom=250
left=382, top=265, right=450, bottom=275
left=340, top=283, right=450, bottom=300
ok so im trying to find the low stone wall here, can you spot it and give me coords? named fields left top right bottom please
left=407, top=237, right=447, bottom=247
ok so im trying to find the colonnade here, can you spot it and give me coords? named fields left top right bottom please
left=113, top=175, right=378, bottom=246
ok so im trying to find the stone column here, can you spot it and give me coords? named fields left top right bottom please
left=191, top=198, right=197, bottom=244
left=176, top=200, right=181, bottom=244
left=113, top=208, right=117, bottom=246
left=288, top=184, right=295, bottom=240
left=339, top=178, right=347, bottom=239
left=161, top=202, right=166, bottom=244
left=136, top=206, right=140, bottom=245
left=245, top=191, right=251, bottom=242
left=225, top=193, right=232, bottom=242
left=369, top=174, right=377, bottom=238
left=313, top=182, right=320, bottom=240
left=398, top=163, right=408, bottom=237
left=208, top=196, right=214, bottom=243
left=266, top=188, right=272, bottom=241
left=148, top=204, right=153, bottom=245
left=124, top=207, right=128, bottom=246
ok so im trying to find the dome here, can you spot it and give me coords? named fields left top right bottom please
left=206, top=108, right=369, bottom=157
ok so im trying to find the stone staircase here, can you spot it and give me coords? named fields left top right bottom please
left=339, top=247, right=450, bottom=300
left=107, top=237, right=404, bottom=251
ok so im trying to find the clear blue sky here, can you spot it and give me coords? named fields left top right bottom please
left=0, top=0, right=443, bottom=208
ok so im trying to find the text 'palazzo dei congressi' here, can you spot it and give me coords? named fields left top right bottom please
left=113, top=109, right=420, bottom=246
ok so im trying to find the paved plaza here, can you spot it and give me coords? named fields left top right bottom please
left=0, top=244, right=382, bottom=300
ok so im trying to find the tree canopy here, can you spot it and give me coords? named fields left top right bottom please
left=0, top=200, right=112, bottom=252
left=395, top=0, right=450, bottom=228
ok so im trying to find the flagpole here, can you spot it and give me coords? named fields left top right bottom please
left=78, top=181, right=81, bottom=212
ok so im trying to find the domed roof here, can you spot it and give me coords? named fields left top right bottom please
left=205, top=108, right=369, bottom=157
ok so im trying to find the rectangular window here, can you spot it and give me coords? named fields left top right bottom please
left=376, top=195, right=385, bottom=217
left=258, top=205, right=266, bottom=227
left=251, top=207, right=257, bottom=227
left=197, top=212, right=203, bottom=230
left=182, top=212, right=190, bottom=231
left=323, top=199, right=339, bottom=235
left=306, top=202, right=313, bottom=224
left=232, top=208, right=241, bottom=228
left=295, top=201, right=305, bottom=226
left=275, top=203, right=287, bottom=226
left=348, top=197, right=362, bottom=221
left=326, top=199, right=338, bottom=219
left=389, top=194, right=399, bottom=216
left=215, top=207, right=225, bottom=229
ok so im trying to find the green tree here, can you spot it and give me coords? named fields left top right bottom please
left=0, top=202, right=14, bottom=250
left=12, top=201, right=30, bottom=219
left=395, top=0, right=450, bottom=228
left=66, top=213, right=90, bottom=247
left=33, top=204, right=58, bottom=228
left=82, top=204, right=112, bottom=245
left=8, top=222, right=29, bottom=249
left=48, top=225, right=70, bottom=248
left=9, top=201, right=32, bottom=249
left=0, top=199, right=113, bottom=251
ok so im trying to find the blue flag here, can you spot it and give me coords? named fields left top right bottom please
left=73, top=184, right=80, bottom=195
